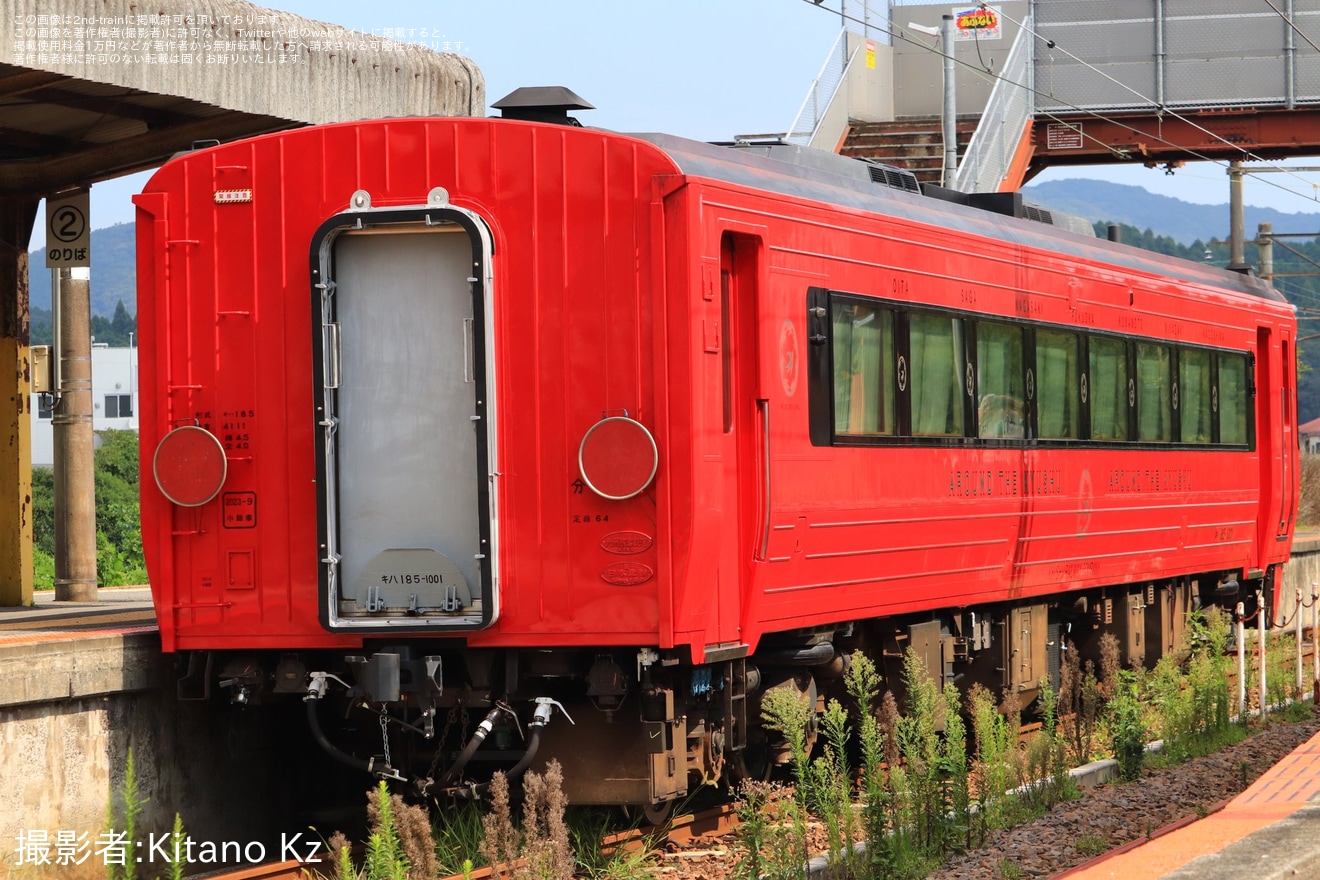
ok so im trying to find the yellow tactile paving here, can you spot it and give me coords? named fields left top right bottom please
left=1063, top=730, right=1320, bottom=880
left=0, top=625, right=156, bottom=646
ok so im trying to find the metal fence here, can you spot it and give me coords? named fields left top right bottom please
left=786, top=29, right=857, bottom=146
left=955, top=13, right=1035, bottom=192
left=1035, top=0, right=1320, bottom=113
left=784, top=1, right=888, bottom=146
left=843, top=0, right=889, bottom=43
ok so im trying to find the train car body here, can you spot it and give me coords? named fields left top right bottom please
left=135, top=112, right=1298, bottom=806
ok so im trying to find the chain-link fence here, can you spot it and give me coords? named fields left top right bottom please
left=842, top=0, right=890, bottom=43
left=786, top=29, right=856, bottom=145
left=1036, top=0, right=1320, bottom=113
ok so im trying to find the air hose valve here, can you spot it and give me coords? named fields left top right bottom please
left=531, top=697, right=575, bottom=728
left=305, top=670, right=354, bottom=701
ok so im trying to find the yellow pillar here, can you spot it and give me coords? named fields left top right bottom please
left=0, top=197, right=37, bottom=607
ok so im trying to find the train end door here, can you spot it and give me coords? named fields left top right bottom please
left=311, top=203, right=498, bottom=633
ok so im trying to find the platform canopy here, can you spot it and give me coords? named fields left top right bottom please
left=0, top=0, right=485, bottom=606
left=0, top=0, right=483, bottom=194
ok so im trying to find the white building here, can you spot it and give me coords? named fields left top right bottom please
left=30, top=344, right=138, bottom=468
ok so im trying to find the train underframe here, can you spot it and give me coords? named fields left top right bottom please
left=193, top=566, right=1272, bottom=809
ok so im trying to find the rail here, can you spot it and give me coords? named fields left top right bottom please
left=202, top=859, right=312, bottom=880
left=952, top=12, right=1035, bottom=194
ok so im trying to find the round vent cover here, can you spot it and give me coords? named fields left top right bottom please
left=153, top=426, right=228, bottom=507
left=578, top=417, right=658, bottom=501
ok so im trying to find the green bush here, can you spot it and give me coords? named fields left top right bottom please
left=33, top=546, right=55, bottom=590
left=29, top=430, right=146, bottom=588
left=1110, top=670, right=1148, bottom=782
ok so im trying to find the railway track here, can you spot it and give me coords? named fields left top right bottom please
left=184, top=636, right=1320, bottom=880
left=197, top=859, right=314, bottom=880
left=185, top=803, right=742, bottom=880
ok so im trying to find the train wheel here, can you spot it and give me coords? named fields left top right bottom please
left=727, top=729, right=772, bottom=785
left=641, top=799, right=675, bottom=826
left=620, top=798, right=677, bottom=827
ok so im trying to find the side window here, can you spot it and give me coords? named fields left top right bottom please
left=1179, top=348, right=1212, bottom=443
left=976, top=321, right=1025, bottom=438
left=1136, top=343, right=1172, bottom=441
left=1089, top=336, right=1128, bottom=441
left=105, top=394, right=133, bottom=419
left=832, top=301, right=894, bottom=436
left=910, top=312, right=966, bottom=437
left=1036, top=329, right=1079, bottom=439
left=1219, top=352, right=1249, bottom=445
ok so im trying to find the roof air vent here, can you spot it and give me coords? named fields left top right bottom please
left=863, top=161, right=921, bottom=193
left=491, top=86, right=595, bottom=127
left=1023, top=204, right=1054, bottom=224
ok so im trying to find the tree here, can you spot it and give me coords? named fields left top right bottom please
left=94, top=430, right=145, bottom=580
left=90, top=300, right=136, bottom=347
left=28, top=429, right=146, bottom=588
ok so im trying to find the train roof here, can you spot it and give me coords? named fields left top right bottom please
left=628, top=131, right=1290, bottom=308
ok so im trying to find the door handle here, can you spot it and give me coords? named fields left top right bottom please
left=757, top=399, right=771, bottom=562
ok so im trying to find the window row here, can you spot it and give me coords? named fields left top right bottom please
left=808, top=289, right=1252, bottom=448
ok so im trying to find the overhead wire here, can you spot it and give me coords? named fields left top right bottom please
left=800, top=0, right=1129, bottom=160
left=798, top=0, right=1320, bottom=206
left=804, top=1, right=1320, bottom=312
left=1260, top=0, right=1320, bottom=55
left=995, top=3, right=1320, bottom=193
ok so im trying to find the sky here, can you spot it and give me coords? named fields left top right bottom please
left=42, top=0, right=1320, bottom=248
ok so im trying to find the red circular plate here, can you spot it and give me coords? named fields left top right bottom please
left=153, top=426, right=228, bottom=507
left=578, top=417, right=658, bottom=501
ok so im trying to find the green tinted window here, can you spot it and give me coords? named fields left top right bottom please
left=1219, top=353, right=1249, bottom=445
left=832, top=303, right=894, bottom=436
left=976, top=322, right=1025, bottom=438
left=1137, top=343, right=1172, bottom=441
left=1089, top=336, right=1128, bottom=441
left=1037, top=329, right=1080, bottom=439
left=911, top=312, right=966, bottom=437
left=1179, top=348, right=1212, bottom=443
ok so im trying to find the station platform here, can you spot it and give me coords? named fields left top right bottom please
left=1061, top=728, right=1320, bottom=880
left=0, top=587, right=159, bottom=707
left=0, top=585, right=156, bottom=644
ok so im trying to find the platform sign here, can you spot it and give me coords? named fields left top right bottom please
left=45, top=191, right=91, bottom=268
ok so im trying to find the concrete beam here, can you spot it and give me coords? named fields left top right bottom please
left=0, top=109, right=290, bottom=196
left=0, top=632, right=162, bottom=707
left=0, top=196, right=35, bottom=608
left=1, top=0, right=484, bottom=128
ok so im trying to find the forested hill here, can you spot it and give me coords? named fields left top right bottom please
left=1024, top=178, right=1320, bottom=246
left=29, top=222, right=135, bottom=347
left=30, top=222, right=134, bottom=315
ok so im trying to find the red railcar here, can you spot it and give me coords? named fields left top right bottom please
left=135, top=107, right=1297, bottom=807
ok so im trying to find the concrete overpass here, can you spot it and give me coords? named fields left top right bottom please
left=0, top=0, right=483, bottom=605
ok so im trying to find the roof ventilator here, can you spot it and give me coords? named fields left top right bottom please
left=861, top=160, right=922, bottom=193
left=492, top=86, right=595, bottom=127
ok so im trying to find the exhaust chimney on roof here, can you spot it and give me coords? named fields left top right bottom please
left=492, top=86, right=595, bottom=127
